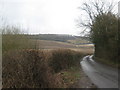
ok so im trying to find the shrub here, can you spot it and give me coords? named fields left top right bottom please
left=3, top=49, right=86, bottom=88
left=49, top=49, right=83, bottom=73
left=2, top=50, right=63, bottom=88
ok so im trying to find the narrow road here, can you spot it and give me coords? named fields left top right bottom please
left=80, top=55, right=119, bottom=88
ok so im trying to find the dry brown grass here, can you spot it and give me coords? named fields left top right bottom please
left=37, top=40, right=76, bottom=49
left=69, top=48, right=94, bottom=55
left=35, top=40, right=94, bottom=54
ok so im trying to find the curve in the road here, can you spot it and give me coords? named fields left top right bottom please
left=80, top=55, right=119, bottom=88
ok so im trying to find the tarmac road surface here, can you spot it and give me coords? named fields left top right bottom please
left=80, top=55, right=119, bottom=88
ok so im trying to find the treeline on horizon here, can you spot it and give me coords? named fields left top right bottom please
left=25, top=34, right=91, bottom=43
left=2, top=27, right=91, bottom=46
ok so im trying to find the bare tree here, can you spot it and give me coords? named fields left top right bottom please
left=78, top=0, right=115, bottom=30
left=78, top=0, right=119, bottom=63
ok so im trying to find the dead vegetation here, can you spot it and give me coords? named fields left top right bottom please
left=3, top=50, right=63, bottom=88
left=3, top=48, right=92, bottom=88
left=37, top=40, right=76, bottom=49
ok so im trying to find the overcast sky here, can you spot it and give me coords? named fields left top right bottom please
left=0, top=0, right=119, bottom=35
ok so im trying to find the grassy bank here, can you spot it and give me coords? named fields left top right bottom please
left=59, top=66, right=81, bottom=87
left=94, top=57, right=120, bottom=68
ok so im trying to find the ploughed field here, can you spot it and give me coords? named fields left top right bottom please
left=35, top=40, right=94, bottom=54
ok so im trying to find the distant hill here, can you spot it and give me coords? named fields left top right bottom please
left=27, top=34, right=91, bottom=44
left=28, top=34, right=75, bottom=42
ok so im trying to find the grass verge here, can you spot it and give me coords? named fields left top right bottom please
left=94, top=57, right=120, bottom=68
left=59, top=66, right=81, bottom=88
